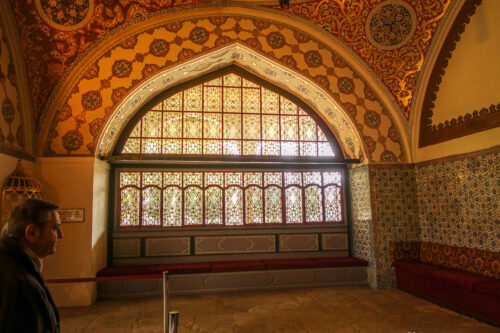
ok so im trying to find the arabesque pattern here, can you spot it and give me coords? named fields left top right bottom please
left=268, top=0, right=450, bottom=118
left=48, top=16, right=404, bottom=162
left=0, top=17, right=24, bottom=153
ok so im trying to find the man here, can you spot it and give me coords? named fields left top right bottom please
left=0, top=198, right=63, bottom=333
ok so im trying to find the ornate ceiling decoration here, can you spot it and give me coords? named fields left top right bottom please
left=44, top=16, right=405, bottom=162
left=265, top=0, right=450, bottom=120
left=9, top=0, right=451, bottom=137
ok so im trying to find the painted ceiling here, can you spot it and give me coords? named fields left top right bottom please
left=9, top=0, right=449, bottom=133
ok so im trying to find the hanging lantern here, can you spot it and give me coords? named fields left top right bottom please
left=1, top=160, right=43, bottom=232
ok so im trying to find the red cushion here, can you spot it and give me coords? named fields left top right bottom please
left=212, top=260, right=266, bottom=273
left=475, top=281, right=500, bottom=300
left=425, top=268, right=496, bottom=292
left=156, top=263, right=212, bottom=274
left=97, top=265, right=158, bottom=277
left=264, top=258, right=317, bottom=270
left=314, top=257, right=368, bottom=267
left=393, top=261, right=441, bottom=277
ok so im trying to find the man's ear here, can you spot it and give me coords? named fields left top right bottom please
left=24, top=224, right=40, bottom=243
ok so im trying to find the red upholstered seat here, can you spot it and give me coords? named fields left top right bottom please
left=425, top=268, right=496, bottom=292
left=393, top=261, right=441, bottom=277
left=212, top=260, right=266, bottom=273
left=97, top=265, right=158, bottom=277
left=156, top=262, right=212, bottom=274
left=264, top=258, right=317, bottom=270
left=314, top=257, right=368, bottom=267
left=474, top=281, right=500, bottom=300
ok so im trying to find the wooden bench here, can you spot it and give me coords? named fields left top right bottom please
left=391, top=241, right=500, bottom=327
left=96, top=257, right=369, bottom=298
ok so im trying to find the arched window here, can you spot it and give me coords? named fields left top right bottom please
left=111, top=67, right=349, bottom=232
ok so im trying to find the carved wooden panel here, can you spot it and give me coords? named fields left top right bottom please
left=195, top=235, right=275, bottom=255
left=279, top=234, right=318, bottom=252
left=145, top=237, right=190, bottom=256
left=321, top=233, right=348, bottom=250
left=113, top=239, right=141, bottom=258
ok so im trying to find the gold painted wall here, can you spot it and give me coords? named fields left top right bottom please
left=0, top=16, right=24, bottom=155
left=432, top=0, right=500, bottom=126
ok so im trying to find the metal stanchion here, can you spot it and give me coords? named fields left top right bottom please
left=163, top=271, right=169, bottom=333
left=168, top=311, right=179, bottom=333
left=163, top=271, right=179, bottom=333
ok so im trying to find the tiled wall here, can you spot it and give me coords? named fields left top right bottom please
left=416, top=150, right=499, bottom=252
left=350, top=148, right=499, bottom=289
left=370, top=166, right=420, bottom=288
left=349, top=166, right=377, bottom=288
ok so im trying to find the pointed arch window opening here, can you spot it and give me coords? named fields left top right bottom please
left=113, top=68, right=350, bottom=229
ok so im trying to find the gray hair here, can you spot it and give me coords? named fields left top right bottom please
left=3, top=198, right=59, bottom=240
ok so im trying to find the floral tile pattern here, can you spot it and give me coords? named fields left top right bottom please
left=416, top=151, right=499, bottom=252
left=349, top=166, right=377, bottom=288
left=370, top=165, right=420, bottom=288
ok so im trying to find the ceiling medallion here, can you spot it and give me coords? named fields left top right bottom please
left=35, top=0, right=94, bottom=31
left=366, top=0, right=417, bottom=50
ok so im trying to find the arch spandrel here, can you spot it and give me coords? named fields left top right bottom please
left=44, top=14, right=407, bottom=162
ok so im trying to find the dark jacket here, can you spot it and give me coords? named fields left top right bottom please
left=0, top=236, right=60, bottom=333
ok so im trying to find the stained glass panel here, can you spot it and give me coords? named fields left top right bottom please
left=281, top=142, right=298, bottom=156
left=281, top=116, right=298, bottom=140
left=184, top=172, right=203, bottom=186
left=300, top=142, right=317, bottom=156
left=163, top=112, right=182, bottom=137
left=184, top=139, right=202, bottom=154
left=280, top=97, right=297, bottom=115
left=183, top=113, right=202, bottom=138
left=299, top=117, right=316, bottom=140
left=122, top=72, right=339, bottom=158
left=205, top=187, right=222, bottom=225
left=142, top=172, right=162, bottom=186
left=225, top=187, right=243, bottom=225
left=325, top=186, right=342, bottom=222
left=264, top=187, right=282, bottom=223
left=223, top=73, right=241, bottom=86
left=123, top=138, right=140, bottom=153
left=204, top=86, right=222, bottom=112
left=164, top=92, right=182, bottom=111
left=130, top=123, right=141, bottom=137
left=142, top=111, right=161, bottom=137
left=162, top=139, right=182, bottom=154
left=184, top=187, right=202, bottom=225
left=184, top=85, right=202, bottom=111
left=142, top=187, right=161, bottom=226
left=262, top=88, right=279, bottom=114
left=243, top=114, right=260, bottom=139
left=142, top=139, right=161, bottom=154
left=223, top=87, right=241, bottom=113
left=305, top=186, right=323, bottom=223
left=223, top=114, right=241, bottom=139
left=163, top=187, right=182, bottom=226
left=118, top=170, right=343, bottom=228
left=243, top=88, right=260, bottom=114
left=120, top=172, right=140, bottom=187
left=204, top=140, right=222, bottom=155
left=203, top=113, right=222, bottom=138
left=285, top=187, right=302, bottom=223
left=245, top=187, right=263, bottom=224
left=223, top=140, right=241, bottom=155
left=262, top=115, right=279, bottom=140
left=120, top=187, right=139, bottom=226
left=243, top=141, right=261, bottom=155
left=242, top=79, right=258, bottom=88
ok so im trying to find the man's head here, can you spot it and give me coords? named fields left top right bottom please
left=3, top=199, right=63, bottom=258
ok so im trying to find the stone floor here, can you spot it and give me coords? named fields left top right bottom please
left=60, top=286, right=499, bottom=333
